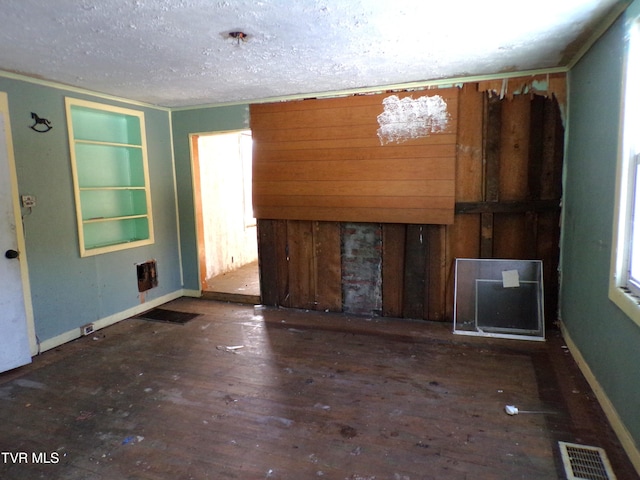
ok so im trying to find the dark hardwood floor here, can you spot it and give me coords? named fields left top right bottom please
left=0, top=298, right=636, bottom=479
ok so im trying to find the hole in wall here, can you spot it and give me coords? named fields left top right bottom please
left=137, top=260, right=158, bottom=293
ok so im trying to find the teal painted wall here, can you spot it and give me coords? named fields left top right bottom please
left=171, top=105, right=250, bottom=291
left=1, top=77, right=182, bottom=343
left=562, top=1, right=640, bottom=447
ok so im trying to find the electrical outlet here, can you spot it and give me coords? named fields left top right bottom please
left=21, top=195, right=36, bottom=208
left=81, top=323, right=94, bottom=336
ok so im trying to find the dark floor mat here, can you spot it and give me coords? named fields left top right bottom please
left=136, top=308, right=200, bottom=324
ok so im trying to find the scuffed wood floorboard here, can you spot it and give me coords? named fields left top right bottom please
left=0, top=298, right=635, bottom=479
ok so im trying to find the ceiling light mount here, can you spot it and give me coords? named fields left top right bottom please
left=228, top=31, right=248, bottom=44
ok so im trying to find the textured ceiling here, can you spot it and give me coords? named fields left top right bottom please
left=0, top=0, right=628, bottom=108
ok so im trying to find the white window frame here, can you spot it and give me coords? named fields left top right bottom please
left=610, top=19, right=640, bottom=326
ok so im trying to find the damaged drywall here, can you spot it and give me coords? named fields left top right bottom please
left=377, top=94, right=450, bottom=145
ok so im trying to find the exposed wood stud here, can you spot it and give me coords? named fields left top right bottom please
left=483, top=94, right=502, bottom=203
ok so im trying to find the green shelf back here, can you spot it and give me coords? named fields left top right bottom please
left=75, top=144, right=144, bottom=188
left=80, top=189, right=148, bottom=221
left=83, top=217, right=150, bottom=250
left=71, top=105, right=142, bottom=145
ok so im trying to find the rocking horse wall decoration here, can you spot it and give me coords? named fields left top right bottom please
left=29, top=112, right=52, bottom=133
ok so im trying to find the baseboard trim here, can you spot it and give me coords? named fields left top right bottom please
left=38, top=289, right=186, bottom=353
left=560, top=322, right=640, bottom=475
left=182, top=289, right=202, bottom=298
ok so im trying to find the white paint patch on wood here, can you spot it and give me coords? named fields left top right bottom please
left=377, top=94, right=450, bottom=145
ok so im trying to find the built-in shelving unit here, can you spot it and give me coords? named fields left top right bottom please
left=66, top=98, right=154, bottom=257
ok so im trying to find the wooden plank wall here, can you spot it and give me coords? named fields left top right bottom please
left=258, top=220, right=343, bottom=311
left=250, top=90, right=458, bottom=225
left=257, top=76, right=564, bottom=325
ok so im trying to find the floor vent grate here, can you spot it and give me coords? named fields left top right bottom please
left=136, top=309, right=200, bottom=325
left=559, top=441, right=617, bottom=480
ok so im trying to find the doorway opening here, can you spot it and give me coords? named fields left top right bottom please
left=192, top=130, right=259, bottom=304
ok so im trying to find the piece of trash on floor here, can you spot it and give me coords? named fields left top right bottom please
left=122, top=435, right=144, bottom=445
left=504, top=404, right=554, bottom=415
left=216, top=345, right=244, bottom=353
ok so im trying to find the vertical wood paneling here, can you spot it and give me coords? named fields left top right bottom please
left=403, top=225, right=428, bottom=319
left=427, top=225, right=447, bottom=321
left=259, top=219, right=342, bottom=311
left=314, top=221, right=342, bottom=311
left=382, top=224, right=406, bottom=318
left=257, top=219, right=279, bottom=306
left=275, top=220, right=289, bottom=307
left=286, top=221, right=316, bottom=309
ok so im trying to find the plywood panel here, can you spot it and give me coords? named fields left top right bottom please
left=251, top=89, right=458, bottom=225
left=254, top=157, right=453, bottom=180
left=254, top=195, right=452, bottom=210
left=254, top=144, right=456, bottom=162
left=402, top=225, right=428, bottom=319
left=427, top=225, right=447, bottom=321
left=253, top=179, right=452, bottom=197
left=382, top=224, right=406, bottom=318
left=255, top=206, right=452, bottom=225
left=286, top=221, right=316, bottom=309
left=256, top=219, right=279, bottom=305
left=314, top=221, right=342, bottom=311
left=275, top=220, right=290, bottom=307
